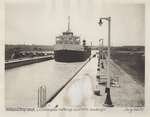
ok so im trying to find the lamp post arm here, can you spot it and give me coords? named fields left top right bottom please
left=100, top=17, right=111, bottom=21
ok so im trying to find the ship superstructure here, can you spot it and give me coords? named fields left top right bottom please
left=54, top=17, right=91, bottom=62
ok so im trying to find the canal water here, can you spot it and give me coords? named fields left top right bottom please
left=5, top=60, right=86, bottom=108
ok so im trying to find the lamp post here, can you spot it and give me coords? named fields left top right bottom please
left=98, top=17, right=113, bottom=107
left=99, top=39, right=103, bottom=59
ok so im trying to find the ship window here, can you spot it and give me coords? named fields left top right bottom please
left=56, top=39, right=63, bottom=44
left=56, top=38, right=61, bottom=41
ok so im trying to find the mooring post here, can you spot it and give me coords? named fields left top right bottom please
left=37, top=85, right=47, bottom=108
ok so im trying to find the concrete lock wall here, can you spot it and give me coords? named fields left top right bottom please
left=5, top=56, right=52, bottom=69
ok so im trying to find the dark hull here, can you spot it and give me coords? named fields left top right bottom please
left=54, top=50, right=91, bottom=62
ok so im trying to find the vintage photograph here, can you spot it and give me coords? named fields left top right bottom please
left=5, top=0, right=145, bottom=110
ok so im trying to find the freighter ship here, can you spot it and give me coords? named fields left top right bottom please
left=54, top=17, right=91, bottom=62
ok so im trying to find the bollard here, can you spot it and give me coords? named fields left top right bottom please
left=98, top=62, right=100, bottom=66
left=94, top=71, right=101, bottom=96
left=98, top=59, right=100, bottom=66
left=96, top=69, right=100, bottom=81
left=38, top=85, right=46, bottom=108
left=94, top=84, right=101, bottom=96
left=100, top=55, right=102, bottom=59
left=94, top=68, right=101, bottom=96
left=96, top=75, right=100, bottom=81
left=101, top=61, right=104, bottom=69
left=97, top=68, right=100, bottom=71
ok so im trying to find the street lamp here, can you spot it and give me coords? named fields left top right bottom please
left=99, top=39, right=103, bottom=59
left=98, top=17, right=113, bottom=107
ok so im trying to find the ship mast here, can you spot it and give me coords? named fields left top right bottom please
left=67, top=16, right=70, bottom=32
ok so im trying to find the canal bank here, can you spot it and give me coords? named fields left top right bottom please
left=47, top=53, right=144, bottom=107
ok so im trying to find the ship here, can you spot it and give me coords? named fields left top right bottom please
left=54, top=17, right=91, bottom=62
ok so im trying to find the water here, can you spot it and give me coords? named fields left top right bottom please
left=5, top=60, right=86, bottom=108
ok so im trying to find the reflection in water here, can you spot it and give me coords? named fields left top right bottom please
left=5, top=60, right=85, bottom=108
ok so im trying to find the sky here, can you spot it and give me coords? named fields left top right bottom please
left=5, top=0, right=145, bottom=46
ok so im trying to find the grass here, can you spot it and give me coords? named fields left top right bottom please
left=111, top=50, right=145, bottom=86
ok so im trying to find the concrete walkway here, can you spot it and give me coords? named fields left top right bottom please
left=47, top=53, right=144, bottom=108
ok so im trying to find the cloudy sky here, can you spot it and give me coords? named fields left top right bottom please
left=5, top=0, right=145, bottom=46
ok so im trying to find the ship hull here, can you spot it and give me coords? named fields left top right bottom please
left=54, top=50, right=91, bottom=62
